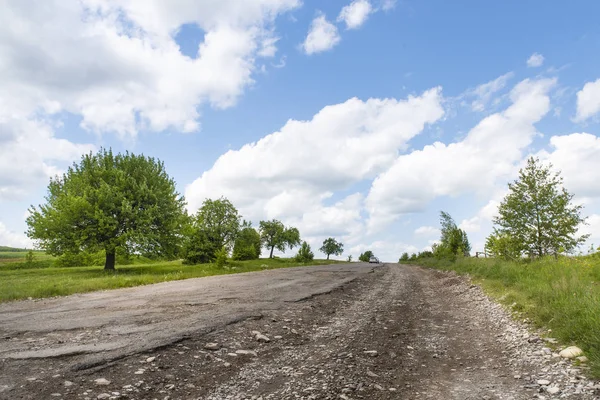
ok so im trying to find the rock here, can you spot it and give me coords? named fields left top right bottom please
left=274, top=336, right=283, bottom=340
left=577, top=356, right=589, bottom=363
left=146, top=356, right=156, bottom=363
left=235, top=349, right=257, bottom=357
left=364, top=350, right=378, bottom=357
left=559, top=346, right=583, bottom=359
left=547, top=386, right=560, bottom=394
left=537, top=379, right=551, bottom=385
left=374, top=384, right=384, bottom=391
left=134, top=369, right=145, bottom=375
left=63, top=381, right=74, bottom=387
left=204, top=342, right=220, bottom=351
left=50, top=394, right=61, bottom=397
left=256, top=334, right=271, bottom=343
left=94, top=378, right=111, bottom=386
left=366, top=371, right=379, bottom=378
left=97, top=394, right=110, bottom=399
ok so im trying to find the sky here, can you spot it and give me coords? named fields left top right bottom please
left=1, top=0, right=600, bottom=262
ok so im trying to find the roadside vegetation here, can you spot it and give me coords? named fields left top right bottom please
left=401, top=157, right=600, bottom=377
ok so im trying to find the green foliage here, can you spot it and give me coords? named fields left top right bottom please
left=416, top=255, right=600, bottom=378
left=347, top=255, right=353, bottom=262
left=433, top=211, right=471, bottom=259
left=319, top=237, right=344, bottom=260
left=194, top=197, right=241, bottom=251
left=26, top=148, right=186, bottom=270
left=485, top=232, right=520, bottom=260
left=214, top=246, right=228, bottom=268
left=25, top=250, right=35, bottom=264
left=182, top=229, right=219, bottom=265
left=409, top=253, right=417, bottom=261
left=358, top=250, right=373, bottom=262
left=494, top=157, right=588, bottom=258
left=259, top=219, right=302, bottom=258
left=399, top=252, right=409, bottom=262
left=295, top=241, right=314, bottom=263
left=232, top=222, right=261, bottom=261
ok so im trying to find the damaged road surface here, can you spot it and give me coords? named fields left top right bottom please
left=1, top=263, right=598, bottom=399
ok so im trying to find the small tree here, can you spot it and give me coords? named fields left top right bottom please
left=214, top=246, right=228, bottom=268
left=232, top=221, right=262, bottom=261
left=295, top=241, right=314, bottom=263
left=409, top=253, right=417, bottom=261
left=319, top=237, right=344, bottom=260
left=194, top=197, right=241, bottom=251
left=399, top=252, right=409, bottom=262
left=494, top=157, right=588, bottom=257
left=182, top=229, right=220, bottom=264
left=347, top=255, right=353, bottom=262
left=485, top=232, right=520, bottom=260
left=259, top=219, right=301, bottom=258
left=26, top=149, right=186, bottom=270
left=434, top=211, right=471, bottom=258
left=358, top=250, right=374, bottom=262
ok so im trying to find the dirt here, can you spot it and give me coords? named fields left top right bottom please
left=1, top=263, right=598, bottom=399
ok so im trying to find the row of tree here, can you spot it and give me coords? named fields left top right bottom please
left=26, top=148, right=351, bottom=270
left=400, top=157, right=588, bottom=262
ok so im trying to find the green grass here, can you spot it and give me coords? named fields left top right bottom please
left=0, top=257, right=342, bottom=303
left=0, top=250, right=52, bottom=262
left=410, top=255, right=600, bottom=378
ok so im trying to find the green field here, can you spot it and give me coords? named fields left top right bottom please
left=410, top=255, right=600, bottom=378
left=0, top=254, right=342, bottom=303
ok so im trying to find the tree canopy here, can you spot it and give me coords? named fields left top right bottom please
left=319, top=237, right=344, bottom=260
left=492, top=157, right=588, bottom=257
left=432, top=211, right=471, bottom=258
left=232, top=221, right=262, bottom=261
left=26, top=148, right=186, bottom=270
left=358, top=250, right=374, bottom=262
left=259, top=219, right=301, bottom=258
left=194, top=197, right=241, bottom=251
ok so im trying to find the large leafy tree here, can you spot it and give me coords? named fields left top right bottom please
left=319, top=237, right=344, bottom=260
left=232, top=221, right=262, bottom=261
left=26, top=149, right=186, bottom=270
left=493, top=157, right=588, bottom=258
left=434, top=211, right=471, bottom=257
left=259, top=219, right=301, bottom=258
left=194, top=197, right=241, bottom=251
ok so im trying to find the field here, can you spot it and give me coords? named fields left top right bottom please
left=0, top=252, right=342, bottom=303
left=410, top=254, right=600, bottom=378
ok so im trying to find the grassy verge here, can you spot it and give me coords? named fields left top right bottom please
left=0, top=258, right=342, bottom=303
left=409, top=255, right=600, bottom=378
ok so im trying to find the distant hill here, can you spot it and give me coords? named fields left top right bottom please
left=0, top=246, right=29, bottom=252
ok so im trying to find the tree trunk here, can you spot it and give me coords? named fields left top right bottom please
left=327, top=254, right=330, bottom=260
left=104, top=250, right=116, bottom=271
left=269, top=246, right=274, bottom=259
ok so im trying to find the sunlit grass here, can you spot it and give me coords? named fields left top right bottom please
left=411, top=255, right=600, bottom=378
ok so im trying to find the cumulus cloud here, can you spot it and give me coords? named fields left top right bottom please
left=574, top=79, right=600, bottom=122
left=464, top=72, right=514, bottom=112
left=414, top=226, right=440, bottom=237
left=0, top=0, right=300, bottom=137
left=366, top=78, right=556, bottom=231
left=185, top=88, right=445, bottom=241
left=338, top=0, right=373, bottom=30
left=527, top=53, right=545, bottom=68
left=302, top=13, right=341, bottom=54
left=0, top=222, right=32, bottom=248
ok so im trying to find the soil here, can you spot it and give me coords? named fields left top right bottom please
left=1, top=263, right=598, bottom=399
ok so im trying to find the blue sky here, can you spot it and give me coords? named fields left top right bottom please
left=1, top=0, right=600, bottom=261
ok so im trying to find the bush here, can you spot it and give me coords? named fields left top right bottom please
left=399, top=252, right=409, bottom=262
left=295, top=241, right=314, bottom=263
left=359, top=250, right=373, bottom=262
left=54, top=251, right=104, bottom=267
left=232, top=226, right=261, bottom=261
left=215, top=246, right=228, bottom=268
left=182, top=230, right=219, bottom=265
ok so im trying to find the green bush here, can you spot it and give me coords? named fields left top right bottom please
left=295, top=241, right=314, bottom=263
left=182, top=230, right=219, bottom=265
left=215, top=246, right=228, bottom=268
left=399, top=252, right=409, bottom=262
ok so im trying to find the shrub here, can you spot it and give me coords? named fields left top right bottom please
left=399, top=252, right=409, bottom=262
left=295, top=241, right=314, bottom=263
left=215, top=246, right=228, bottom=268
left=182, top=230, right=219, bottom=265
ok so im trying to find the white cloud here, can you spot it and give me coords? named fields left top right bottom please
left=465, top=72, right=514, bottom=112
left=536, top=132, right=600, bottom=198
left=579, top=214, right=600, bottom=251
left=348, top=240, right=419, bottom=262
left=302, top=14, right=341, bottom=54
left=414, top=226, right=440, bottom=237
left=0, top=0, right=300, bottom=137
left=527, top=53, right=545, bottom=68
left=185, top=88, right=445, bottom=241
left=574, top=79, right=600, bottom=122
left=381, top=0, right=397, bottom=11
left=338, top=0, right=373, bottom=30
left=0, top=221, right=32, bottom=248
left=366, top=78, right=556, bottom=231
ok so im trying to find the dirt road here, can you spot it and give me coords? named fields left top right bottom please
left=1, top=263, right=598, bottom=399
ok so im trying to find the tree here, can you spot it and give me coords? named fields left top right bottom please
left=194, top=197, right=241, bottom=251
left=259, top=219, right=301, bottom=258
left=358, top=250, right=374, bottom=262
left=232, top=221, right=262, bottom=261
left=493, top=157, right=588, bottom=257
left=434, top=211, right=471, bottom=258
left=26, top=149, right=186, bottom=270
left=182, top=229, right=219, bottom=265
left=295, top=241, right=314, bottom=263
left=485, top=232, right=520, bottom=260
left=347, top=255, right=353, bottom=262
left=399, top=252, right=409, bottom=262
left=319, top=237, right=344, bottom=260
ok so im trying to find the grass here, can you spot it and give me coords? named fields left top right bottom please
left=409, top=254, right=600, bottom=378
left=0, top=250, right=52, bottom=262
left=0, top=256, right=342, bottom=303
